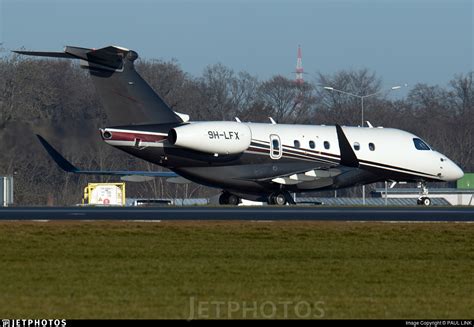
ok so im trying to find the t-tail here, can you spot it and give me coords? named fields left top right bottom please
left=14, top=45, right=182, bottom=126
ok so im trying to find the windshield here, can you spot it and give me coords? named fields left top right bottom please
left=413, top=138, right=431, bottom=151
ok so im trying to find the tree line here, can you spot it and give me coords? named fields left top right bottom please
left=0, top=52, right=472, bottom=205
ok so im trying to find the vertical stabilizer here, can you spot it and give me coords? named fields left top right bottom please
left=14, top=46, right=182, bottom=125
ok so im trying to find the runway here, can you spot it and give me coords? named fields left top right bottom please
left=0, top=206, right=473, bottom=221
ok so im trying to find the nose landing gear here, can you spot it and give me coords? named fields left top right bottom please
left=417, top=181, right=432, bottom=206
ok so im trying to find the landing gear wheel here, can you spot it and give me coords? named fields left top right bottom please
left=227, top=194, right=240, bottom=205
left=417, top=197, right=432, bottom=206
left=416, top=181, right=431, bottom=206
left=274, top=193, right=287, bottom=205
left=219, top=192, right=229, bottom=205
left=219, top=192, right=240, bottom=205
left=268, top=192, right=288, bottom=205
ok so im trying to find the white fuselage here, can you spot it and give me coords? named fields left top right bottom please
left=102, top=121, right=464, bottom=191
left=244, top=123, right=463, bottom=182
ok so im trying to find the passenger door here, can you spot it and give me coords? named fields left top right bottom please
left=270, top=134, right=282, bottom=159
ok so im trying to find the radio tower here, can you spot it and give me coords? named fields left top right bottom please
left=293, top=45, right=305, bottom=109
left=295, top=45, right=304, bottom=85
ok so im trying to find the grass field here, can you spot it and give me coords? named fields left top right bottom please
left=0, top=221, right=472, bottom=319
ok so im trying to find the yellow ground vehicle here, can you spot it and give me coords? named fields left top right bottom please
left=82, top=182, right=126, bottom=206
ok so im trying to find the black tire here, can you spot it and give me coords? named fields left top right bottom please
left=417, top=198, right=423, bottom=205
left=228, top=194, right=240, bottom=205
left=267, top=194, right=276, bottom=205
left=219, top=193, right=230, bottom=205
left=274, top=192, right=287, bottom=205
left=422, top=197, right=432, bottom=206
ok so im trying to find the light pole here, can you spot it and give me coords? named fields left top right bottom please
left=323, top=85, right=401, bottom=127
left=323, top=85, right=402, bottom=205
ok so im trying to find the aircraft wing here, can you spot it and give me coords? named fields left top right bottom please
left=36, top=135, right=178, bottom=181
left=269, top=167, right=343, bottom=185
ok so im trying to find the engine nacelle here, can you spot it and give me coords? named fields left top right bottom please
left=168, top=122, right=252, bottom=155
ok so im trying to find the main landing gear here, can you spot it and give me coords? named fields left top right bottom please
left=417, top=181, right=432, bottom=206
left=268, top=191, right=295, bottom=206
left=218, top=190, right=296, bottom=206
left=219, top=191, right=240, bottom=205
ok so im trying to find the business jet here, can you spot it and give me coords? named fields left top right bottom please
left=15, top=45, right=464, bottom=205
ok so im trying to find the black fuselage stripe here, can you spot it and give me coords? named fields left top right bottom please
left=247, top=146, right=335, bottom=164
left=282, top=147, right=340, bottom=164
left=250, top=139, right=439, bottom=178
left=249, top=145, right=338, bottom=164
left=359, top=162, right=440, bottom=180
left=358, top=159, right=438, bottom=177
left=251, top=140, right=339, bottom=164
left=248, top=146, right=313, bottom=162
left=282, top=150, right=328, bottom=162
left=253, top=139, right=340, bottom=159
left=251, top=140, right=270, bottom=147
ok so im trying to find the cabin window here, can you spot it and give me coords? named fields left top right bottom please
left=272, top=139, right=280, bottom=151
left=413, top=138, right=430, bottom=151
left=369, top=142, right=375, bottom=151
left=324, top=141, right=330, bottom=150
left=294, top=140, right=300, bottom=148
left=353, top=142, right=360, bottom=151
left=309, top=140, right=315, bottom=149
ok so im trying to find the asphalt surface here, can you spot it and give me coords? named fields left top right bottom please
left=0, top=206, right=473, bottom=221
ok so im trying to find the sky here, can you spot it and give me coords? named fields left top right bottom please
left=1, top=0, right=473, bottom=97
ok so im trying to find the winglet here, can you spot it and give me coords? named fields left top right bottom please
left=36, top=135, right=78, bottom=172
left=335, top=125, right=359, bottom=168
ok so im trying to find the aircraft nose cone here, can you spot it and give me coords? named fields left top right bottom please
left=453, top=164, right=464, bottom=180
left=445, top=161, right=464, bottom=181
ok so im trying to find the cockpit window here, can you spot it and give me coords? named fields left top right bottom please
left=413, top=138, right=431, bottom=151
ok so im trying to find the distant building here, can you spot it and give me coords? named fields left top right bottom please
left=457, top=173, right=474, bottom=189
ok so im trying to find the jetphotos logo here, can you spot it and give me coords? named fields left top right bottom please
left=1, top=320, right=66, bottom=327
left=187, top=297, right=325, bottom=319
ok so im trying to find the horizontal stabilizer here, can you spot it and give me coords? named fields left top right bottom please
left=13, top=50, right=76, bottom=59
left=36, top=135, right=178, bottom=179
left=15, top=46, right=129, bottom=71
left=36, top=135, right=78, bottom=172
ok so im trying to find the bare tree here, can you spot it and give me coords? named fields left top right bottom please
left=314, top=68, right=382, bottom=125
left=258, top=75, right=315, bottom=123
